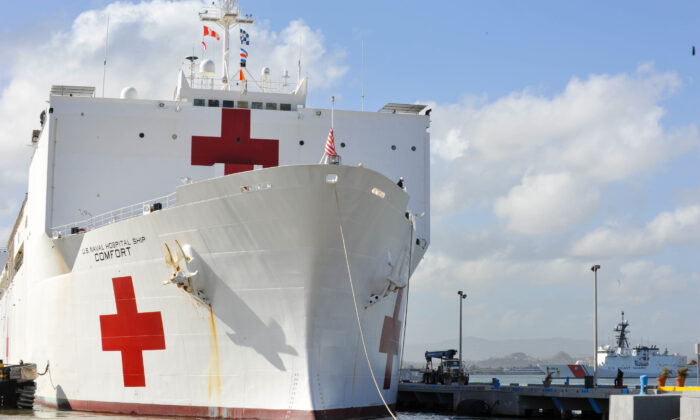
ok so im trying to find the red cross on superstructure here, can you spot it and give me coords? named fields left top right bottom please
left=378, top=288, right=404, bottom=389
left=99, top=276, right=166, bottom=387
left=191, top=108, right=279, bottom=175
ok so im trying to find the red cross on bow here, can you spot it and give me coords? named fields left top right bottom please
left=191, top=108, right=279, bottom=175
left=99, top=276, right=166, bottom=387
left=378, top=288, right=404, bottom=389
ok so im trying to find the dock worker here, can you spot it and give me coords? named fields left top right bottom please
left=614, top=368, right=624, bottom=387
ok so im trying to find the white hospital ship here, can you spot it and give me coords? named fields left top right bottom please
left=0, top=1, right=431, bottom=417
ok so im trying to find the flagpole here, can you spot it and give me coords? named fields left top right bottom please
left=361, top=40, right=365, bottom=112
left=102, top=15, right=110, bottom=98
left=331, top=96, right=335, bottom=129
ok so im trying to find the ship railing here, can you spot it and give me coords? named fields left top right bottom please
left=50, top=193, right=176, bottom=238
left=190, top=76, right=298, bottom=94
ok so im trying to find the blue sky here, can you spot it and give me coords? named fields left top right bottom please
left=1, top=0, right=699, bottom=360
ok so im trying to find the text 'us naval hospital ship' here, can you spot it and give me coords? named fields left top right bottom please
left=0, top=1, right=431, bottom=418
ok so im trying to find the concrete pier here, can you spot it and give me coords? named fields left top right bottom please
left=397, top=382, right=700, bottom=419
left=608, top=394, right=680, bottom=420
left=680, top=392, right=700, bottom=419
left=397, top=382, right=630, bottom=418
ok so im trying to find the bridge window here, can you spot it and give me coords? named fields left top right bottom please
left=252, top=102, right=263, bottom=109
left=223, top=100, right=234, bottom=108
left=193, top=99, right=205, bottom=107
left=208, top=99, right=220, bottom=107
left=237, top=101, right=248, bottom=109
left=265, top=103, right=277, bottom=110
left=280, top=103, right=292, bottom=111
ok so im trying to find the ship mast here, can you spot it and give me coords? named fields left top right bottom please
left=199, top=0, right=254, bottom=90
left=614, top=310, right=630, bottom=349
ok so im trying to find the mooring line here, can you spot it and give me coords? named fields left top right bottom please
left=333, top=186, right=397, bottom=420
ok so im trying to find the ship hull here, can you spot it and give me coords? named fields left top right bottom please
left=2, top=165, right=419, bottom=417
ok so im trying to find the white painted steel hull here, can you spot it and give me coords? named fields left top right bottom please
left=1, top=165, right=419, bottom=418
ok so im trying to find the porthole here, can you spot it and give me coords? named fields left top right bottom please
left=411, top=146, right=416, bottom=151
left=391, top=145, right=396, bottom=150
left=139, top=132, right=145, bottom=138
left=299, top=140, right=305, bottom=145
left=236, top=137, right=241, bottom=143
left=172, top=134, right=177, bottom=140
left=340, top=142, right=346, bottom=148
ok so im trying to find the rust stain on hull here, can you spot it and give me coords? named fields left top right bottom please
left=208, top=305, right=222, bottom=400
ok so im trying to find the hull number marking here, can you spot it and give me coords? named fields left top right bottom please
left=379, top=288, right=404, bottom=389
left=99, top=276, right=166, bottom=387
left=191, top=108, right=279, bottom=175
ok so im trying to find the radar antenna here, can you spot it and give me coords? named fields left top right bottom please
left=614, top=310, right=630, bottom=349
left=185, top=55, right=199, bottom=86
left=199, top=0, right=254, bottom=90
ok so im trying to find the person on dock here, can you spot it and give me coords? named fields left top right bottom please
left=543, top=372, right=553, bottom=388
left=614, top=368, right=624, bottom=387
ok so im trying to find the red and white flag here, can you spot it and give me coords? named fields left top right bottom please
left=324, top=128, right=337, bottom=157
left=203, top=26, right=220, bottom=40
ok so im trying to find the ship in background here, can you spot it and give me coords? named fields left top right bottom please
left=0, top=1, right=431, bottom=418
left=541, top=312, right=695, bottom=378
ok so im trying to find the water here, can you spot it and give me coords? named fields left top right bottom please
left=0, top=374, right=696, bottom=419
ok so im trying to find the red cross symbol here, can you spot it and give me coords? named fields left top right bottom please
left=191, top=108, right=279, bottom=175
left=379, top=288, right=404, bottom=389
left=99, top=276, right=166, bottom=387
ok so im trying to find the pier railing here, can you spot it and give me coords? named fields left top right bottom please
left=50, top=193, right=176, bottom=238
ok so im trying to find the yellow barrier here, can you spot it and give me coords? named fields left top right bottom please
left=658, top=386, right=700, bottom=392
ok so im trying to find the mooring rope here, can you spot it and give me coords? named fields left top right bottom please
left=37, top=360, right=50, bottom=376
left=333, top=186, right=398, bottom=420
left=398, top=220, right=414, bottom=378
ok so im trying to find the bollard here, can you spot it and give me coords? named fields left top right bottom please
left=639, top=375, right=648, bottom=395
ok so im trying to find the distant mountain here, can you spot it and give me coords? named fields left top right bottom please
left=475, top=352, right=540, bottom=368
left=544, top=351, right=578, bottom=364
left=402, top=335, right=696, bottom=368
left=403, top=336, right=591, bottom=363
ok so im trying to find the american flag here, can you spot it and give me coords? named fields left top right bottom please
left=324, top=128, right=337, bottom=157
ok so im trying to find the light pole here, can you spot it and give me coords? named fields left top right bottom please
left=695, top=343, right=700, bottom=386
left=591, top=264, right=601, bottom=387
left=458, top=291, right=467, bottom=373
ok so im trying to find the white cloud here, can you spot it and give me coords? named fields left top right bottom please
left=411, top=251, right=526, bottom=297
left=428, top=65, right=699, bottom=225
left=570, top=205, right=700, bottom=257
left=602, top=260, right=691, bottom=306
left=494, top=171, right=600, bottom=234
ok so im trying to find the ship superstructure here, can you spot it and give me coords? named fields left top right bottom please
left=541, top=312, right=693, bottom=379
left=0, top=2, right=431, bottom=418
